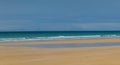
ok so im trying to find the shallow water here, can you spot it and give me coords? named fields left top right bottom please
left=18, top=42, right=120, bottom=48
left=0, top=31, right=120, bottom=42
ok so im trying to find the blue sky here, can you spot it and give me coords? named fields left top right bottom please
left=0, top=0, right=120, bottom=31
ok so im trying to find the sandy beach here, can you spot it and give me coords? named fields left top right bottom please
left=1, top=0, right=120, bottom=64
left=0, top=38, right=120, bottom=65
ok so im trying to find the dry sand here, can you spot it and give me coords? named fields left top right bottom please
left=0, top=38, right=120, bottom=65
left=0, top=46, right=120, bottom=65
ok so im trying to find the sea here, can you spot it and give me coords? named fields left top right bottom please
left=0, top=31, right=120, bottom=42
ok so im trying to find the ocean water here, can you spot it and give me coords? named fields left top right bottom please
left=0, top=31, right=120, bottom=42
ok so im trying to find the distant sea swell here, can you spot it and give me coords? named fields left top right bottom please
left=0, top=31, right=120, bottom=42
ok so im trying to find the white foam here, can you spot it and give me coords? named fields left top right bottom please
left=0, top=35, right=120, bottom=42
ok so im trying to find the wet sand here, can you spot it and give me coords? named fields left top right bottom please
left=8, top=38, right=120, bottom=44
left=0, top=38, right=120, bottom=65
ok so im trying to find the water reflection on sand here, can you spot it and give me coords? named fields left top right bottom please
left=18, top=42, right=120, bottom=48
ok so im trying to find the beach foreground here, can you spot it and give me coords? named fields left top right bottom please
left=0, top=46, right=120, bottom=65
left=0, top=38, right=120, bottom=65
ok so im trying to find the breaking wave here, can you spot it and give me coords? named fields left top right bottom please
left=0, top=34, right=120, bottom=42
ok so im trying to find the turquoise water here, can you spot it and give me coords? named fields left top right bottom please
left=0, top=31, right=120, bottom=42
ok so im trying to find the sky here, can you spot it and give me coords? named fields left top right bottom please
left=0, top=0, right=120, bottom=31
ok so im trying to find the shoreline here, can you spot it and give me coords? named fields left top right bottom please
left=1, top=38, right=120, bottom=65
left=2, top=38, right=120, bottom=44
